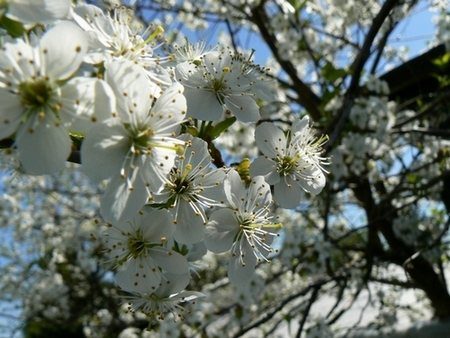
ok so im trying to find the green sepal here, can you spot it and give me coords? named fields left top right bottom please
left=69, top=132, right=85, bottom=150
left=207, top=116, right=236, bottom=140
left=237, top=158, right=251, bottom=187
left=185, top=125, right=200, bottom=137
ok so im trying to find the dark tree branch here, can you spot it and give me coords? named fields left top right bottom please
left=325, top=0, right=406, bottom=151
left=351, top=174, right=450, bottom=319
left=232, top=277, right=342, bottom=338
left=326, top=285, right=366, bottom=326
left=392, top=90, right=450, bottom=129
left=250, top=1, right=322, bottom=121
left=370, top=16, right=396, bottom=75
left=295, top=286, right=320, bottom=338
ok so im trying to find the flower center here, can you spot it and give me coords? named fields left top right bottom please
left=209, top=67, right=230, bottom=102
left=128, top=237, right=145, bottom=258
left=277, top=153, right=301, bottom=176
left=19, top=77, right=54, bottom=109
left=212, top=78, right=226, bottom=92
left=125, top=125, right=184, bottom=156
left=173, top=164, right=193, bottom=194
left=126, top=229, right=167, bottom=260
left=133, top=127, right=154, bottom=149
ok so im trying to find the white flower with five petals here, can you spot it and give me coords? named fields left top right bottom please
left=203, top=170, right=281, bottom=285
left=82, top=59, right=186, bottom=223
left=250, top=116, right=329, bottom=208
left=72, top=4, right=172, bottom=86
left=152, top=133, right=226, bottom=245
left=0, top=21, right=113, bottom=174
left=104, top=208, right=189, bottom=294
left=175, top=49, right=272, bottom=122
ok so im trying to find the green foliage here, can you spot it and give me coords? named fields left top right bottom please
left=321, top=61, right=349, bottom=84
left=0, top=15, right=24, bottom=38
left=24, top=320, right=84, bottom=338
left=432, top=52, right=450, bottom=69
left=432, top=52, right=450, bottom=87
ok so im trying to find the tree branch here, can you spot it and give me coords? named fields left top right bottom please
left=325, top=0, right=405, bottom=150
left=250, top=2, right=322, bottom=121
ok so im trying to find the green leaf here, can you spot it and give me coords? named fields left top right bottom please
left=0, top=15, right=25, bottom=38
left=321, top=87, right=341, bottom=107
left=406, top=173, right=419, bottom=184
left=322, top=61, right=348, bottom=83
left=432, top=52, right=450, bottom=68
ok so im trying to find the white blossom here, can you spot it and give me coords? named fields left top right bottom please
left=72, top=3, right=172, bottom=86
left=250, top=117, right=329, bottom=208
left=82, top=59, right=186, bottom=223
left=104, top=208, right=189, bottom=294
left=152, top=133, right=226, bottom=244
left=122, top=272, right=204, bottom=321
left=175, top=49, right=272, bottom=122
left=0, top=21, right=112, bottom=174
left=204, top=170, right=281, bottom=285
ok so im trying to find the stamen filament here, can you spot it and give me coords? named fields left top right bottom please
left=139, top=25, right=165, bottom=48
left=180, top=164, right=192, bottom=183
left=147, top=141, right=184, bottom=154
left=241, top=222, right=283, bottom=229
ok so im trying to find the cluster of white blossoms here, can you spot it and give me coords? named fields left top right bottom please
left=0, top=0, right=329, bottom=323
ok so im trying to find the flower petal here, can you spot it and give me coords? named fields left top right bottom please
left=249, top=156, right=280, bottom=185
left=196, top=168, right=227, bottom=205
left=203, top=208, right=238, bottom=253
left=116, top=257, right=162, bottom=293
left=8, top=0, right=71, bottom=24
left=140, top=209, right=175, bottom=242
left=255, top=122, right=286, bottom=158
left=60, top=77, right=116, bottom=133
left=245, top=176, right=272, bottom=212
left=16, top=113, right=71, bottom=175
left=151, top=83, right=187, bottom=132
left=154, top=271, right=191, bottom=296
left=273, top=177, right=304, bottom=209
left=228, top=240, right=257, bottom=285
left=39, top=21, right=88, bottom=80
left=100, top=171, right=149, bottom=223
left=140, top=150, right=175, bottom=194
left=225, top=95, right=260, bottom=123
left=292, top=115, right=310, bottom=133
left=105, top=59, right=154, bottom=122
left=0, top=90, right=23, bottom=139
left=297, top=166, right=326, bottom=195
left=183, top=87, right=223, bottom=121
left=186, top=241, right=207, bottom=262
left=173, top=199, right=205, bottom=245
left=150, top=247, right=189, bottom=275
left=224, top=170, right=246, bottom=209
left=81, top=120, right=130, bottom=183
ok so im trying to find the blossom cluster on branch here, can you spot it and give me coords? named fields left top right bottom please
left=0, top=0, right=329, bottom=324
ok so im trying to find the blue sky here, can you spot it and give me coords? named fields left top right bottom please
left=164, top=0, right=441, bottom=67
